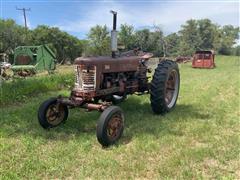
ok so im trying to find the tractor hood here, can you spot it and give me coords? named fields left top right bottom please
left=75, top=56, right=142, bottom=64
left=74, top=52, right=153, bottom=65
left=74, top=56, right=141, bottom=72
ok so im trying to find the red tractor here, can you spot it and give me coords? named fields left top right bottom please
left=38, top=11, right=180, bottom=146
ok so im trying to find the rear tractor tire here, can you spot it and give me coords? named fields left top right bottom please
left=150, top=60, right=180, bottom=114
left=96, top=106, right=124, bottom=147
left=38, top=98, right=69, bottom=128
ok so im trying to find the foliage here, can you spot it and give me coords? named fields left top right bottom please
left=0, top=19, right=84, bottom=63
left=0, top=18, right=239, bottom=60
left=118, top=20, right=238, bottom=57
left=177, top=19, right=239, bottom=56
left=0, top=19, right=26, bottom=53
left=198, top=19, right=220, bottom=50
left=133, top=27, right=164, bottom=56
left=135, top=29, right=150, bottom=51
left=84, top=25, right=111, bottom=56
left=164, top=33, right=180, bottom=57
left=218, top=25, right=239, bottom=55
left=178, top=19, right=202, bottom=56
left=147, top=26, right=164, bottom=57
left=118, top=24, right=135, bottom=50
left=31, top=25, right=84, bottom=63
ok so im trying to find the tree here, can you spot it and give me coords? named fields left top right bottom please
left=85, top=25, right=111, bottom=56
left=149, top=26, right=164, bottom=57
left=0, top=19, right=84, bottom=63
left=0, top=19, right=26, bottom=53
left=198, top=19, right=220, bottom=50
left=218, top=25, right=239, bottom=55
left=178, top=19, right=201, bottom=56
left=1, top=17, right=239, bottom=62
left=31, top=25, right=83, bottom=63
left=164, top=33, right=180, bottom=57
left=135, top=29, right=151, bottom=51
left=118, top=24, right=135, bottom=50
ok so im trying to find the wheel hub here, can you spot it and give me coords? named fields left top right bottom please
left=46, top=104, right=65, bottom=125
left=165, top=70, right=179, bottom=108
left=107, top=113, right=123, bottom=140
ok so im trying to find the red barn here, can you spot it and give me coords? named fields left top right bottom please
left=192, top=50, right=215, bottom=69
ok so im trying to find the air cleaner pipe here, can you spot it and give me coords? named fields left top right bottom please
left=110, top=10, right=117, bottom=58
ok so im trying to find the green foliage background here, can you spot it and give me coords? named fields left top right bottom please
left=0, top=18, right=239, bottom=63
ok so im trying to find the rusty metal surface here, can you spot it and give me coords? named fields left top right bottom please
left=75, top=56, right=141, bottom=73
left=58, top=48, right=154, bottom=113
left=58, top=95, right=111, bottom=111
left=107, top=113, right=123, bottom=141
left=15, top=55, right=31, bottom=65
left=71, top=90, right=96, bottom=100
left=46, top=103, right=65, bottom=125
left=192, top=50, right=215, bottom=69
left=83, top=102, right=111, bottom=111
left=74, top=52, right=153, bottom=73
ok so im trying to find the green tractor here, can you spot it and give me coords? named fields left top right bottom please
left=12, top=45, right=56, bottom=77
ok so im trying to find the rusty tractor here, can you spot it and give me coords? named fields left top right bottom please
left=38, top=11, right=180, bottom=147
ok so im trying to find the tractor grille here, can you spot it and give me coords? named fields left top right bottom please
left=75, top=65, right=96, bottom=91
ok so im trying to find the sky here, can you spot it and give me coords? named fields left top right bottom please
left=1, top=0, right=239, bottom=39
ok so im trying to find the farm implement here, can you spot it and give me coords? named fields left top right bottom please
left=12, top=45, right=56, bottom=77
left=192, top=50, right=216, bottom=69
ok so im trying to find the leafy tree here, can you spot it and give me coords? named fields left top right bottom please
left=135, top=29, right=151, bottom=51
left=1, top=18, right=239, bottom=62
left=31, top=25, right=83, bottom=63
left=149, top=26, right=164, bottom=57
left=164, top=33, right=180, bottom=57
left=0, top=19, right=26, bottom=53
left=178, top=19, right=201, bottom=56
left=135, top=28, right=165, bottom=56
left=198, top=19, right=220, bottom=50
left=0, top=20, right=84, bottom=63
left=218, top=25, right=239, bottom=55
left=118, top=24, right=135, bottom=50
left=178, top=19, right=239, bottom=56
left=85, top=25, right=111, bottom=56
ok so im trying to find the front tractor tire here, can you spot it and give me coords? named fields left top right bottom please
left=38, top=98, right=69, bottom=129
left=97, top=106, right=124, bottom=147
left=150, top=60, right=180, bottom=114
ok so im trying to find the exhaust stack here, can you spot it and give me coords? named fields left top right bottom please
left=110, top=10, right=117, bottom=58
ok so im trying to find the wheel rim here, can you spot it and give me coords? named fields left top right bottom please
left=46, top=104, right=65, bottom=125
left=107, top=113, right=123, bottom=141
left=165, top=70, right=179, bottom=108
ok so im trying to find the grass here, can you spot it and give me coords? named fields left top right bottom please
left=0, top=56, right=239, bottom=179
left=0, top=65, right=74, bottom=105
